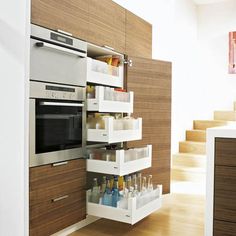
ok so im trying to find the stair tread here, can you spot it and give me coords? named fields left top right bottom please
left=179, top=141, right=206, bottom=145
left=214, top=111, right=236, bottom=121
left=172, top=166, right=206, bottom=173
left=193, top=120, right=233, bottom=130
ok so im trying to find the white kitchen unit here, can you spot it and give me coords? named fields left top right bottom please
left=87, top=145, right=152, bottom=176
left=87, top=185, right=162, bottom=225
left=78, top=57, right=123, bottom=88
left=87, top=86, right=134, bottom=113
left=87, top=117, right=142, bottom=143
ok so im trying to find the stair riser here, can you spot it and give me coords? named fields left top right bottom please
left=186, top=130, right=206, bottom=142
left=172, top=158, right=206, bottom=168
left=214, top=111, right=236, bottom=121
left=179, top=143, right=206, bottom=155
left=193, top=120, right=229, bottom=130
left=171, top=169, right=206, bottom=183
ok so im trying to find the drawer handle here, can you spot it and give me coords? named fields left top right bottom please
left=52, top=195, right=69, bottom=202
left=52, top=161, right=68, bottom=167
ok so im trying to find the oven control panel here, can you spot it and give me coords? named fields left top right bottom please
left=30, top=81, right=85, bottom=101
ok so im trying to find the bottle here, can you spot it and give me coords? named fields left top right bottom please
left=141, top=176, right=147, bottom=195
left=147, top=175, right=153, bottom=191
left=102, top=178, right=112, bottom=206
left=137, top=172, right=142, bottom=192
left=131, top=174, right=137, bottom=187
left=110, top=175, right=115, bottom=191
left=118, top=176, right=124, bottom=191
left=112, top=177, right=120, bottom=207
left=91, top=178, right=100, bottom=204
left=101, top=176, right=107, bottom=195
left=126, top=175, right=132, bottom=191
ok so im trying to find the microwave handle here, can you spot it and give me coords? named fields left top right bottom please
left=35, top=42, right=85, bottom=57
left=40, top=101, right=84, bottom=107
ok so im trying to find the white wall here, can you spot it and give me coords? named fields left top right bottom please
left=197, top=0, right=236, bottom=115
left=0, top=0, right=29, bottom=235
left=113, top=0, right=198, bottom=152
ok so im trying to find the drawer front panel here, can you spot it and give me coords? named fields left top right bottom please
left=214, top=220, right=236, bottom=236
left=30, top=177, right=85, bottom=206
left=215, top=138, right=236, bottom=167
left=214, top=166, right=236, bottom=223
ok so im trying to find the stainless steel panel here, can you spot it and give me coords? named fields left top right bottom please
left=30, top=81, right=85, bottom=101
left=30, top=38, right=86, bottom=86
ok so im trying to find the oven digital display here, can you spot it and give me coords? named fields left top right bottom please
left=46, top=85, right=75, bottom=92
left=50, top=32, right=73, bottom=45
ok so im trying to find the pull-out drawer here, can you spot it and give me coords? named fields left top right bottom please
left=87, top=117, right=142, bottom=143
left=78, top=57, right=123, bottom=88
left=87, top=145, right=152, bottom=175
left=29, top=159, right=86, bottom=235
left=30, top=191, right=86, bottom=236
left=215, top=138, right=236, bottom=167
left=87, top=185, right=162, bottom=225
left=30, top=159, right=86, bottom=193
left=214, top=166, right=236, bottom=223
left=87, top=86, right=134, bottom=113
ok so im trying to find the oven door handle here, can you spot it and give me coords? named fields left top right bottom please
left=40, top=101, right=84, bottom=107
left=35, top=41, right=85, bottom=57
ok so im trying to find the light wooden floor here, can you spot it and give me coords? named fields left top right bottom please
left=70, top=193, right=205, bottom=236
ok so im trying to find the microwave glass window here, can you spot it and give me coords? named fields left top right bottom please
left=36, top=100, right=83, bottom=154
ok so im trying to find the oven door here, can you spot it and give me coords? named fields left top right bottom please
left=29, top=99, right=86, bottom=167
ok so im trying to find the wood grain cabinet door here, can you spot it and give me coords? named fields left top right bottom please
left=31, top=0, right=89, bottom=41
left=88, top=0, right=126, bottom=53
left=126, top=57, right=172, bottom=194
left=125, top=11, right=152, bottom=58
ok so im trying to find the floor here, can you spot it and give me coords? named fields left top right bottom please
left=69, top=192, right=205, bottom=236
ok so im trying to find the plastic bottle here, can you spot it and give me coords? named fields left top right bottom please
left=102, top=178, right=112, bottom=206
left=90, top=178, right=100, bottom=203
left=112, top=177, right=120, bottom=207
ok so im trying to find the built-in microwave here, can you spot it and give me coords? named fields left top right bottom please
left=29, top=81, right=86, bottom=167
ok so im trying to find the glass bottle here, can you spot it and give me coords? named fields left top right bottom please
left=102, top=178, right=112, bottom=206
left=118, top=176, right=124, bottom=191
left=91, top=178, right=100, bottom=203
left=147, top=175, right=153, bottom=191
left=137, top=172, right=142, bottom=192
left=126, top=175, right=132, bottom=191
left=141, top=176, right=147, bottom=194
left=112, top=177, right=120, bottom=207
left=101, top=176, right=107, bottom=195
left=131, top=174, right=137, bottom=187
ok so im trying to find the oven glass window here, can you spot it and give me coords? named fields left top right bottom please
left=36, top=100, right=83, bottom=154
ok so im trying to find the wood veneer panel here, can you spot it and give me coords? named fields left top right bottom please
left=214, top=166, right=236, bottom=223
left=88, top=0, right=126, bottom=53
left=31, top=0, right=89, bottom=41
left=214, top=220, right=236, bottom=236
left=215, top=138, right=236, bottom=167
left=127, top=57, right=171, bottom=194
left=125, top=10, right=152, bottom=58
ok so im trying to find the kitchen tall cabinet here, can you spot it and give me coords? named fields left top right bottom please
left=31, top=0, right=89, bottom=40
left=126, top=57, right=171, bottom=193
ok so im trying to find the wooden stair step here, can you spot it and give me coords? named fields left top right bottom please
left=172, top=153, right=206, bottom=168
left=179, top=141, right=206, bottom=155
left=193, top=120, right=231, bottom=130
left=171, top=166, right=206, bottom=182
left=214, top=111, right=236, bottom=121
left=186, top=130, right=206, bottom=142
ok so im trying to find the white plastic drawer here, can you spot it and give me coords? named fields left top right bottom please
left=87, top=145, right=152, bottom=175
left=87, top=117, right=142, bottom=143
left=87, top=86, right=134, bottom=113
left=78, top=57, right=123, bottom=88
left=86, top=185, right=162, bottom=225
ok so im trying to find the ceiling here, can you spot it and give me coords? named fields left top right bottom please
left=193, top=0, right=228, bottom=4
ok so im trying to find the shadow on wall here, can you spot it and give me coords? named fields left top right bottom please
left=0, top=18, right=26, bottom=64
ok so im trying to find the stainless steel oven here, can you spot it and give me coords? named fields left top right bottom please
left=29, top=81, right=86, bottom=167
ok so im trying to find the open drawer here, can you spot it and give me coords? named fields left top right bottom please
left=78, top=57, right=123, bottom=88
left=87, top=117, right=142, bottom=143
left=87, top=86, right=134, bottom=113
left=86, top=185, right=162, bottom=225
left=87, top=145, right=152, bottom=175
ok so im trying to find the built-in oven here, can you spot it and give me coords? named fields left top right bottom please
left=29, top=81, right=86, bottom=167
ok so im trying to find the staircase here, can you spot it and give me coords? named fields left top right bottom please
left=171, top=106, right=236, bottom=193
